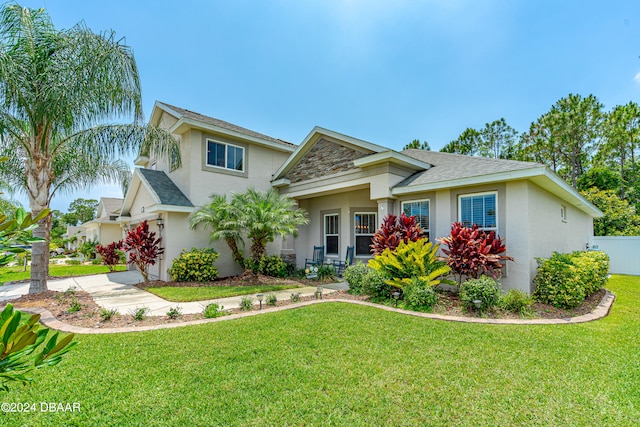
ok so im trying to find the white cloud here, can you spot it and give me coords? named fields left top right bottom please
left=634, top=72, right=640, bottom=82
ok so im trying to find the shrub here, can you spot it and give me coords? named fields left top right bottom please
left=167, top=306, right=182, bottom=319
left=203, top=302, right=224, bottom=318
left=343, top=261, right=370, bottom=295
left=317, top=264, right=335, bottom=280
left=67, top=298, right=82, bottom=314
left=533, top=251, right=609, bottom=309
left=100, top=308, right=118, bottom=321
left=121, top=220, right=164, bottom=283
left=169, top=247, right=220, bottom=282
left=403, top=277, right=439, bottom=311
left=500, top=289, right=533, bottom=314
left=363, top=269, right=392, bottom=300
left=266, top=293, right=278, bottom=306
left=66, top=259, right=82, bottom=266
left=369, top=239, right=452, bottom=290
left=91, top=259, right=102, bottom=265
left=290, top=292, right=301, bottom=303
left=257, top=255, right=287, bottom=278
left=78, top=239, right=98, bottom=259
left=439, top=222, right=514, bottom=283
left=460, top=276, right=501, bottom=312
left=129, top=307, right=149, bottom=321
left=240, top=296, right=254, bottom=311
left=370, top=213, right=423, bottom=256
left=95, top=240, right=124, bottom=271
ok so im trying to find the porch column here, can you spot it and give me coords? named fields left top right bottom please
left=376, top=198, right=395, bottom=223
left=281, top=200, right=298, bottom=266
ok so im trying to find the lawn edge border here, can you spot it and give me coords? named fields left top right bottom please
left=17, top=290, right=616, bottom=335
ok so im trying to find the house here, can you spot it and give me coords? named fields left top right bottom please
left=81, top=197, right=124, bottom=246
left=62, top=225, right=86, bottom=252
left=121, top=102, right=601, bottom=292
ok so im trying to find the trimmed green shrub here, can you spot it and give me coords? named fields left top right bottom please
left=169, top=248, right=220, bottom=282
left=343, top=261, right=369, bottom=295
left=203, top=302, right=224, bottom=318
left=500, top=289, right=533, bottom=314
left=460, top=276, right=501, bottom=312
left=533, top=251, right=609, bottom=309
left=363, top=269, right=392, bottom=301
left=403, top=277, right=438, bottom=311
left=258, top=255, right=288, bottom=278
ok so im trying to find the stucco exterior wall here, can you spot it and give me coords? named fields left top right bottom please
left=99, top=224, right=123, bottom=246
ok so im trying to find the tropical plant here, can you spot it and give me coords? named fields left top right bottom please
left=439, top=222, right=513, bottom=283
left=0, top=303, right=77, bottom=392
left=78, top=239, right=99, bottom=260
left=121, top=221, right=163, bottom=282
left=189, top=195, right=245, bottom=268
left=95, top=241, right=124, bottom=272
left=0, top=4, right=180, bottom=293
left=370, top=213, right=423, bottom=256
left=0, top=207, right=49, bottom=266
left=368, top=239, right=452, bottom=290
left=233, top=188, right=308, bottom=264
left=168, top=247, right=220, bottom=282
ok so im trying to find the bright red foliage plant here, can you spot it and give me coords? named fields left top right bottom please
left=95, top=240, right=123, bottom=272
left=121, top=220, right=164, bottom=282
left=370, top=213, right=423, bottom=256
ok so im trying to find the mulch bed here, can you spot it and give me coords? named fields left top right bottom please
left=2, top=274, right=608, bottom=329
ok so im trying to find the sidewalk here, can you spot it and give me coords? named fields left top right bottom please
left=0, top=271, right=343, bottom=316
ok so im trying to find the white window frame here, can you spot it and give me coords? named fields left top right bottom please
left=354, top=212, right=377, bottom=257
left=206, top=138, right=245, bottom=172
left=324, top=213, right=339, bottom=256
left=457, top=191, right=498, bottom=231
left=401, top=199, right=430, bottom=236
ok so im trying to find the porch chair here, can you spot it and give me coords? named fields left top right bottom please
left=305, top=246, right=325, bottom=270
left=333, top=246, right=355, bottom=277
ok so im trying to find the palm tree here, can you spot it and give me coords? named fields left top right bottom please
left=189, top=195, right=245, bottom=268
left=232, top=188, right=308, bottom=264
left=0, top=5, right=180, bottom=293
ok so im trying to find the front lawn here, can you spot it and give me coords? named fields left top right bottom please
left=0, top=264, right=126, bottom=284
left=145, top=284, right=300, bottom=302
left=3, top=275, right=638, bottom=426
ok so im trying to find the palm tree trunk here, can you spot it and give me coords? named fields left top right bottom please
left=225, top=237, right=244, bottom=268
left=26, top=156, right=52, bottom=294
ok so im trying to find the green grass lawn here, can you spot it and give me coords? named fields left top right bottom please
left=146, top=284, right=300, bottom=301
left=3, top=275, right=639, bottom=426
left=0, top=264, right=126, bottom=283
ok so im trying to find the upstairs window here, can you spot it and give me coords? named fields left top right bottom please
left=206, top=139, right=244, bottom=172
left=459, top=192, right=497, bottom=231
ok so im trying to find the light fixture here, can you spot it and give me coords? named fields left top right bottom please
left=157, top=216, right=164, bottom=230
left=316, top=286, right=323, bottom=299
left=473, top=299, right=483, bottom=310
left=392, top=291, right=401, bottom=307
left=256, top=293, right=264, bottom=310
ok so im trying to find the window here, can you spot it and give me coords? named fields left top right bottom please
left=561, top=205, right=567, bottom=222
left=324, top=214, right=339, bottom=256
left=354, top=212, right=377, bottom=256
left=401, top=199, right=430, bottom=239
left=459, top=192, right=497, bottom=231
left=206, top=139, right=244, bottom=172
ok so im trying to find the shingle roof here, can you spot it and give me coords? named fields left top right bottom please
left=100, top=197, right=123, bottom=216
left=157, top=101, right=296, bottom=148
left=396, top=150, right=545, bottom=187
left=138, top=169, right=194, bottom=207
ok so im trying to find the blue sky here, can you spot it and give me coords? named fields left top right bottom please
left=13, top=0, right=640, bottom=211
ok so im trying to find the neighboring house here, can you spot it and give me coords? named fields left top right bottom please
left=81, top=197, right=124, bottom=246
left=121, top=102, right=601, bottom=291
left=62, top=225, right=86, bottom=251
left=118, top=102, right=296, bottom=280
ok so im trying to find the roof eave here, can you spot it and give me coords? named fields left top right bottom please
left=354, top=151, right=431, bottom=171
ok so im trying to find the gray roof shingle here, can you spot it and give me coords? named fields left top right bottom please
left=138, top=169, right=193, bottom=207
left=397, top=150, right=545, bottom=188
left=100, top=197, right=123, bottom=216
left=157, top=101, right=296, bottom=148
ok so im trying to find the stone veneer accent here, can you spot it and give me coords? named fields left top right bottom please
left=285, top=138, right=372, bottom=183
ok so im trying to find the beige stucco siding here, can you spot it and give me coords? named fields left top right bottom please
left=99, top=224, right=123, bottom=246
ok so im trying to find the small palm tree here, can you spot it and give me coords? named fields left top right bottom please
left=232, top=188, right=308, bottom=264
left=189, top=195, right=245, bottom=268
left=0, top=5, right=180, bottom=293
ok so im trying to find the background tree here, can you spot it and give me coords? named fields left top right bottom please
left=0, top=5, right=180, bottom=293
left=581, top=188, right=640, bottom=236
left=478, top=118, right=518, bottom=159
left=68, top=198, right=98, bottom=224
left=403, top=139, right=431, bottom=150
left=440, top=128, right=481, bottom=155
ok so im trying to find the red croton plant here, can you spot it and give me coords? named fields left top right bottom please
left=439, top=222, right=513, bottom=284
left=370, top=213, right=423, bottom=256
left=95, top=240, right=123, bottom=272
left=120, top=220, right=164, bottom=282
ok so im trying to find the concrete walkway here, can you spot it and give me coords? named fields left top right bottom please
left=0, top=271, right=342, bottom=316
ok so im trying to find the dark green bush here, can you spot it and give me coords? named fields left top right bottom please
left=403, top=277, right=438, bottom=311
left=258, top=255, right=288, bottom=278
left=500, top=289, right=533, bottom=314
left=169, top=248, right=220, bottom=282
left=343, top=261, right=369, bottom=295
left=363, top=269, right=392, bottom=301
left=533, top=251, right=609, bottom=309
left=317, top=264, right=336, bottom=280
left=460, top=276, right=501, bottom=312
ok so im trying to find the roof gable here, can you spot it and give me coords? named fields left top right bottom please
left=137, top=169, right=193, bottom=207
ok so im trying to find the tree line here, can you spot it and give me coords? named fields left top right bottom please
left=405, top=94, right=640, bottom=236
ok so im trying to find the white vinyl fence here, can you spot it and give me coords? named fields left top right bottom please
left=589, top=236, right=640, bottom=276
